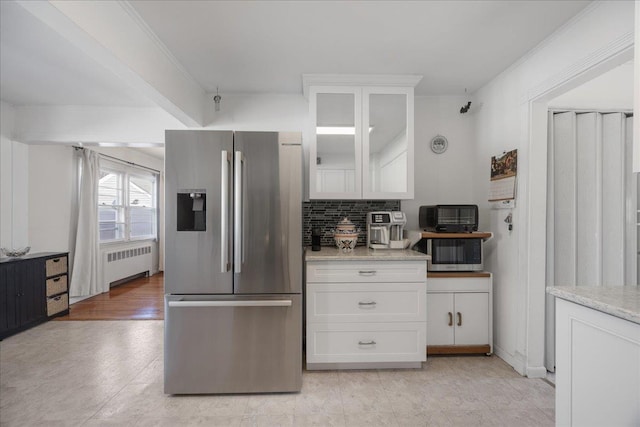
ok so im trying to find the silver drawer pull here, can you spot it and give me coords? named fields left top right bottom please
left=358, top=301, right=377, bottom=306
left=169, top=300, right=292, bottom=308
left=358, top=270, right=376, bottom=276
left=358, top=340, right=376, bottom=346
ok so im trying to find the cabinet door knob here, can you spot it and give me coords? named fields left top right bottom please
left=457, top=312, right=462, bottom=326
left=448, top=312, right=453, bottom=326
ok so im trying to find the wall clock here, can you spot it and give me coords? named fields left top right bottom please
left=430, top=135, right=448, bottom=154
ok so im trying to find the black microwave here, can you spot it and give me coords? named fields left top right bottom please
left=419, top=204, right=478, bottom=233
left=415, top=238, right=483, bottom=271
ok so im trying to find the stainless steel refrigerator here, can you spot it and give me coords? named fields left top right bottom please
left=164, top=130, right=302, bottom=394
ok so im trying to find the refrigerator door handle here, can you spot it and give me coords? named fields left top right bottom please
left=221, top=150, right=230, bottom=272
left=234, top=151, right=243, bottom=273
left=168, top=300, right=292, bottom=308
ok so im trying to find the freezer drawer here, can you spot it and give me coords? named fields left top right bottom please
left=164, top=294, right=302, bottom=394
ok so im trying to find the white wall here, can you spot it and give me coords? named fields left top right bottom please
left=198, top=93, right=477, bottom=215
left=14, top=105, right=184, bottom=145
left=403, top=96, right=478, bottom=230
left=28, top=145, right=76, bottom=254
left=473, top=1, right=635, bottom=377
left=27, top=143, right=165, bottom=292
left=0, top=101, right=29, bottom=250
left=635, top=0, right=640, bottom=174
left=549, top=61, right=634, bottom=110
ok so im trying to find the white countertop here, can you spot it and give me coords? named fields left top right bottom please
left=547, top=285, right=640, bottom=325
left=305, top=246, right=430, bottom=262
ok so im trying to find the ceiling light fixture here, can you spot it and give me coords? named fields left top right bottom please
left=316, top=126, right=373, bottom=135
left=213, top=86, right=222, bottom=112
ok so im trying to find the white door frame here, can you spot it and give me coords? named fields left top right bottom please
left=526, top=47, right=634, bottom=376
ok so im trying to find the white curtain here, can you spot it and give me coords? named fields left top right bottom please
left=70, top=149, right=104, bottom=296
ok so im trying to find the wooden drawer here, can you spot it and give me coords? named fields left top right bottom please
left=307, top=260, right=426, bottom=283
left=47, top=293, right=68, bottom=316
left=45, top=256, right=67, bottom=277
left=306, top=322, right=426, bottom=364
left=307, top=282, right=425, bottom=323
left=46, top=275, right=68, bottom=297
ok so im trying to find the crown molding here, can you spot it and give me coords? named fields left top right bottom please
left=522, top=31, right=633, bottom=104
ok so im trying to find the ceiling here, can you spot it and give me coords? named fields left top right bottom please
left=0, top=0, right=591, bottom=110
left=129, top=0, right=591, bottom=95
left=0, top=1, right=154, bottom=107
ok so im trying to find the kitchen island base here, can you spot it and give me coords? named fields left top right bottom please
left=554, top=294, right=640, bottom=426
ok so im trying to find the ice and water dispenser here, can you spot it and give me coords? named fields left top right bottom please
left=177, top=190, right=206, bottom=231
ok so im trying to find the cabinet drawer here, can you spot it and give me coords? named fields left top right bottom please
left=46, top=275, right=68, bottom=297
left=307, top=282, right=425, bottom=323
left=46, top=256, right=67, bottom=277
left=307, top=322, right=426, bottom=363
left=47, top=293, right=68, bottom=316
left=307, top=261, right=426, bottom=283
left=427, top=276, right=491, bottom=292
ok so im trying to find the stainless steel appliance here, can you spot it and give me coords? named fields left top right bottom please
left=367, top=211, right=406, bottom=249
left=416, top=238, right=483, bottom=271
left=164, top=130, right=302, bottom=394
left=419, top=204, right=479, bottom=233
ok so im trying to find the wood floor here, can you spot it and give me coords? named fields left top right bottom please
left=55, top=273, right=164, bottom=321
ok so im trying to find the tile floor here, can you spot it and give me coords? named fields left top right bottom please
left=0, top=321, right=555, bottom=426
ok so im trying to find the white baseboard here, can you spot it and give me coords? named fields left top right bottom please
left=526, top=366, right=548, bottom=379
left=494, top=345, right=526, bottom=376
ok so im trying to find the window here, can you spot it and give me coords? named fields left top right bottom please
left=98, top=161, right=158, bottom=243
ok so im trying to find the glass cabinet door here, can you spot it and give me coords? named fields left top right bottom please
left=362, top=87, right=414, bottom=199
left=309, top=87, right=362, bottom=199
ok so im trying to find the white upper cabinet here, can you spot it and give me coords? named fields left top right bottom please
left=362, top=87, right=413, bottom=199
left=306, top=75, right=419, bottom=200
left=310, top=87, right=362, bottom=199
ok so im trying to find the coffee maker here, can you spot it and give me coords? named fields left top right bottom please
left=367, top=211, right=407, bottom=249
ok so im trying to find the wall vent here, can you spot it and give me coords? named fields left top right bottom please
left=107, top=246, right=151, bottom=262
left=103, top=245, right=153, bottom=287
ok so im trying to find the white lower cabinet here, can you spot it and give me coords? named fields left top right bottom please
left=555, top=298, right=640, bottom=426
left=306, top=259, right=427, bottom=369
left=426, top=274, right=492, bottom=354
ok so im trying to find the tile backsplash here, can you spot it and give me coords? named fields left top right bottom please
left=303, top=200, right=401, bottom=247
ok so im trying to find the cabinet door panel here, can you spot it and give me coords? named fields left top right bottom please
left=426, top=293, right=454, bottom=345
left=12, top=260, right=46, bottom=326
left=454, top=293, right=489, bottom=345
left=362, top=87, right=414, bottom=199
left=310, top=88, right=362, bottom=199
left=0, top=264, right=14, bottom=334
left=3, top=264, right=20, bottom=331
